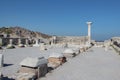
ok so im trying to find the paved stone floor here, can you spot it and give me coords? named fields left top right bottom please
left=2, top=47, right=64, bottom=77
left=40, top=47, right=120, bottom=80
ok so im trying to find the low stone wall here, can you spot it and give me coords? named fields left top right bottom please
left=56, top=36, right=88, bottom=45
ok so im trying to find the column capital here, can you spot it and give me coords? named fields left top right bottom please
left=86, top=22, right=92, bottom=25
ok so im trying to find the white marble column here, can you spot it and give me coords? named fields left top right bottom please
left=86, top=22, right=92, bottom=44
left=0, top=54, right=4, bottom=68
left=33, top=39, right=40, bottom=47
left=18, top=38, right=21, bottom=44
left=53, top=36, right=56, bottom=44
left=26, top=39, right=29, bottom=46
left=18, top=38, right=25, bottom=47
left=9, top=39, right=13, bottom=45
left=35, top=39, right=39, bottom=45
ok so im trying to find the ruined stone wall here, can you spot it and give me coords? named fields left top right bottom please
left=56, top=36, right=88, bottom=45
left=0, top=38, right=28, bottom=46
left=111, top=37, right=120, bottom=47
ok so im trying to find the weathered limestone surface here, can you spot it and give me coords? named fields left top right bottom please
left=40, top=47, right=120, bottom=80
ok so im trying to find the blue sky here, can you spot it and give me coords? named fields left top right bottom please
left=0, top=0, right=120, bottom=41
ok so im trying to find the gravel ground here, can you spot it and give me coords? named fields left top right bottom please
left=40, top=47, right=120, bottom=80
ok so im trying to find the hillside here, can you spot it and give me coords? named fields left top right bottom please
left=0, top=27, right=51, bottom=39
